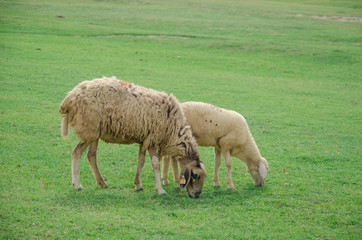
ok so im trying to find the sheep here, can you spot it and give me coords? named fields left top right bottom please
left=161, top=101, right=269, bottom=189
left=59, top=77, right=207, bottom=198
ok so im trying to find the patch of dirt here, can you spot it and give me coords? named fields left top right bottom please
left=144, top=35, right=191, bottom=40
left=96, top=34, right=191, bottom=39
left=310, top=15, right=362, bottom=23
left=293, top=14, right=362, bottom=23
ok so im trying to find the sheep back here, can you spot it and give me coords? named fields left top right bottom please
left=59, top=77, right=194, bottom=158
left=181, top=102, right=248, bottom=147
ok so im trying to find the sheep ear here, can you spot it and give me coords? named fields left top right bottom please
left=180, top=175, right=186, bottom=185
left=179, top=167, right=190, bottom=189
left=199, top=162, right=207, bottom=174
left=259, top=161, right=267, bottom=179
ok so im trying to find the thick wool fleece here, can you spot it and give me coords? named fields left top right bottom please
left=59, top=77, right=199, bottom=161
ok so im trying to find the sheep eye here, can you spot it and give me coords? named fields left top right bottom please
left=192, top=175, right=200, bottom=181
left=191, top=170, right=199, bottom=180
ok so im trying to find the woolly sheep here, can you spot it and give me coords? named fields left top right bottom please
left=162, top=101, right=269, bottom=189
left=59, top=77, right=207, bottom=198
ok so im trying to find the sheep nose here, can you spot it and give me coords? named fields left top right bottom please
left=194, top=192, right=201, bottom=198
left=188, top=191, right=201, bottom=198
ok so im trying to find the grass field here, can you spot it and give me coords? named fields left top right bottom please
left=1, top=0, right=361, bottom=239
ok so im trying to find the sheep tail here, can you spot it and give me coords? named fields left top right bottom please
left=59, top=95, right=72, bottom=138
left=61, top=114, right=69, bottom=138
left=59, top=94, right=72, bottom=115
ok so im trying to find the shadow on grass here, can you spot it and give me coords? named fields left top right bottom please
left=54, top=182, right=269, bottom=210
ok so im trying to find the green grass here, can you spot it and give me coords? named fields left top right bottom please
left=1, top=0, right=361, bottom=239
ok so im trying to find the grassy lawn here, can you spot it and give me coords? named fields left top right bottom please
left=1, top=0, right=361, bottom=239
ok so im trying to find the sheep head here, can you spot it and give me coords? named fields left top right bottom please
left=179, top=161, right=207, bottom=198
left=249, top=157, right=269, bottom=186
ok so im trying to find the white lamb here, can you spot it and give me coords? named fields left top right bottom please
left=162, top=101, right=269, bottom=189
left=59, top=77, right=207, bottom=198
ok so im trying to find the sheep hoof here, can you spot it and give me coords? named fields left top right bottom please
left=213, top=182, right=222, bottom=187
left=227, top=183, right=236, bottom=190
left=73, top=184, right=83, bottom=191
left=157, top=189, right=167, bottom=195
left=135, top=186, right=144, bottom=191
left=99, top=181, right=108, bottom=188
left=163, top=179, right=170, bottom=186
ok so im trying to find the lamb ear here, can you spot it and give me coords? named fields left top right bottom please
left=179, top=167, right=190, bottom=189
left=259, top=161, right=267, bottom=179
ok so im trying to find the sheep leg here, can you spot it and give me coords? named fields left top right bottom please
left=72, top=142, right=89, bottom=190
left=222, top=150, right=235, bottom=190
left=148, top=147, right=166, bottom=195
left=213, top=148, right=222, bottom=187
left=161, top=156, right=171, bottom=185
left=161, top=156, right=179, bottom=185
left=134, top=144, right=146, bottom=191
left=171, top=157, right=180, bottom=185
left=87, top=140, right=108, bottom=188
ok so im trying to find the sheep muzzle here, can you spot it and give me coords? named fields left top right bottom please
left=180, top=161, right=207, bottom=198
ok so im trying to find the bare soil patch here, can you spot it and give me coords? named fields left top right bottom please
left=96, top=34, right=191, bottom=39
left=294, top=14, right=362, bottom=23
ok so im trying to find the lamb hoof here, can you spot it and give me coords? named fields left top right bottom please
left=228, top=186, right=236, bottom=190
left=213, top=182, right=222, bottom=187
left=163, top=180, right=170, bottom=186
left=73, top=184, right=83, bottom=191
